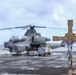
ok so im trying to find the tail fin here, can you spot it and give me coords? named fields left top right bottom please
left=61, top=41, right=66, bottom=47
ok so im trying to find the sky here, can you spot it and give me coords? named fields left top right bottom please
left=0, top=0, right=76, bottom=44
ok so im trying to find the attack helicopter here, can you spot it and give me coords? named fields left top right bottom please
left=0, top=25, right=65, bottom=56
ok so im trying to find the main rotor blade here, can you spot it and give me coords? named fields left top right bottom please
left=45, top=27, right=76, bottom=31
left=0, top=25, right=76, bottom=31
left=33, top=25, right=68, bottom=30
left=34, top=26, right=46, bottom=28
left=0, top=27, right=15, bottom=30
left=0, top=25, right=30, bottom=30
left=33, top=26, right=68, bottom=30
left=0, top=25, right=46, bottom=30
left=45, top=27, right=68, bottom=30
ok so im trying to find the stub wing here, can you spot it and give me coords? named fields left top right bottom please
left=46, top=41, right=65, bottom=49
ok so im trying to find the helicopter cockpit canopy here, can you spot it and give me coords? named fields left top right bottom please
left=9, top=36, right=19, bottom=42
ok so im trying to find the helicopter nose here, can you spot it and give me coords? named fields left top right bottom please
left=45, top=38, right=50, bottom=41
left=4, top=42, right=9, bottom=48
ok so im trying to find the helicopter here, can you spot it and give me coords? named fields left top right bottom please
left=0, top=25, right=65, bottom=56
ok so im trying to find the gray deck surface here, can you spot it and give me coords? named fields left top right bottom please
left=0, top=50, right=76, bottom=75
